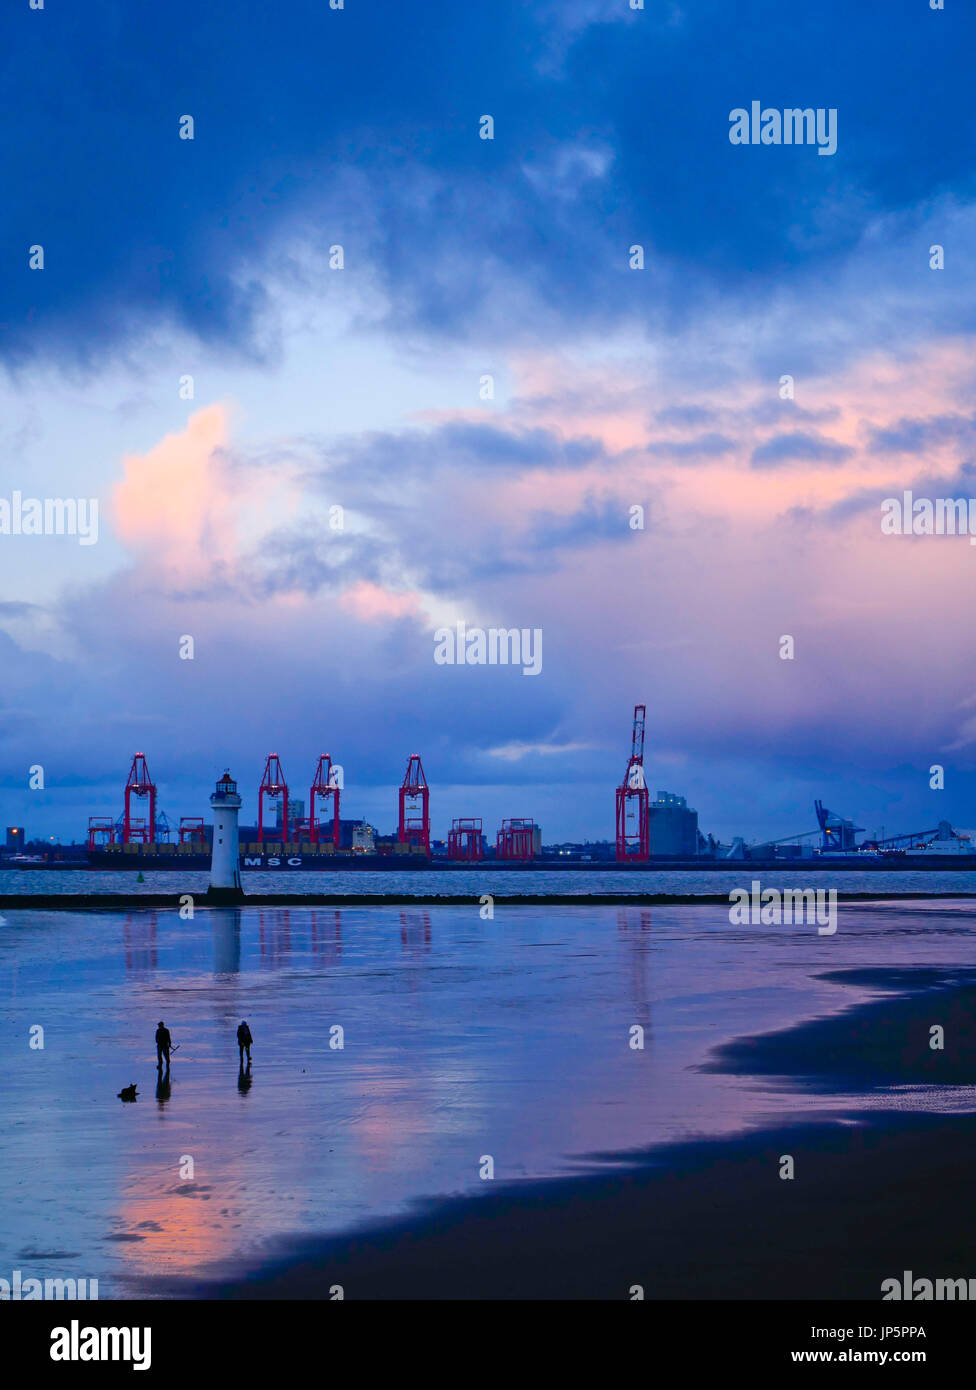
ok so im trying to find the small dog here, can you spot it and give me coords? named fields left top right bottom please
left=117, top=1084, right=138, bottom=1102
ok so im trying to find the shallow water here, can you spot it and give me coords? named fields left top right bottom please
left=5, top=867, right=976, bottom=896
left=1, top=898, right=975, bottom=1296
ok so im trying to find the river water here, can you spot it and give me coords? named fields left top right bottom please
left=5, top=867, right=976, bottom=896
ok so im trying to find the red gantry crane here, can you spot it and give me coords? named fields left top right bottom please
left=87, top=817, right=115, bottom=850
left=258, top=753, right=289, bottom=845
left=178, top=817, right=206, bottom=845
left=448, top=817, right=483, bottom=861
left=309, top=754, right=341, bottom=848
left=496, top=818, right=536, bottom=860
left=398, top=754, right=430, bottom=853
left=123, top=752, right=156, bottom=845
left=616, top=704, right=650, bottom=861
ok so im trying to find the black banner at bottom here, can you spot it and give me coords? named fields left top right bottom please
left=1, top=1299, right=966, bottom=1375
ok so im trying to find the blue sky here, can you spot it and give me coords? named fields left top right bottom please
left=3, top=0, right=976, bottom=844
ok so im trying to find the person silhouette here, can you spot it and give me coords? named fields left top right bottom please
left=155, top=1020, right=172, bottom=1070
left=236, top=1019, right=252, bottom=1066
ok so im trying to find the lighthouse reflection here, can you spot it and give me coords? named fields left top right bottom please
left=211, top=908, right=242, bottom=975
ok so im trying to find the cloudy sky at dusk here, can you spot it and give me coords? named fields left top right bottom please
left=3, top=0, right=976, bottom=844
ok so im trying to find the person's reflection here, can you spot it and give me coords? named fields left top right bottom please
left=155, top=1070, right=172, bottom=1104
left=237, top=1061, right=253, bottom=1095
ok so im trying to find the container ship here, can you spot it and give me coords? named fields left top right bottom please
left=86, top=840, right=434, bottom=871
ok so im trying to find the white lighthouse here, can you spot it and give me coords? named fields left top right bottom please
left=207, top=770, right=244, bottom=901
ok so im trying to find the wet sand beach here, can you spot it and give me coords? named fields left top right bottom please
left=169, top=961, right=976, bottom=1299
left=4, top=899, right=976, bottom=1299
left=175, top=1110, right=976, bottom=1300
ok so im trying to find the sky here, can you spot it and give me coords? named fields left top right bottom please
left=2, top=0, right=976, bottom=845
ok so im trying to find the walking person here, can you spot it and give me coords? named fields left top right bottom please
left=155, top=1020, right=172, bottom=1071
left=237, top=1019, right=253, bottom=1067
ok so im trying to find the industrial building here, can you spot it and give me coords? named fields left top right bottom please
left=648, top=791, right=699, bottom=857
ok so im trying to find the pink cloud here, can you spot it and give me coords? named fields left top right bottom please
left=340, top=580, right=423, bottom=623
left=113, top=404, right=237, bottom=575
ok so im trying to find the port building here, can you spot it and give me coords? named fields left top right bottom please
left=648, top=790, right=699, bottom=857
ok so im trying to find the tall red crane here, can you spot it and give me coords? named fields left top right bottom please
left=309, top=754, right=341, bottom=848
left=258, top=753, right=289, bottom=845
left=615, top=704, right=650, bottom=861
left=123, top=752, right=156, bottom=845
left=398, top=754, right=430, bottom=853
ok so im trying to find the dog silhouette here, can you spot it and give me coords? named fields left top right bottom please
left=117, top=1084, right=138, bottom=1102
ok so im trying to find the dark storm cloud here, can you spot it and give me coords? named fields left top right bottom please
left=653, top=405, right=718, bottom=428
left=825, top=461, right=976, bottom=524
left=866, top=413, right=976, bottom=455
left=5, top=1, right=976, bottom=367
left=243, top=528, right=386, bottom=599
left=646, top=433, right=737, bottom=461
left=523, top=495, right=644, bottom=554
left=751, top=431, right=854, bottom=468
left=320, top=421, right=607, bottom=491
left=746, top=401, right=842, bottom=427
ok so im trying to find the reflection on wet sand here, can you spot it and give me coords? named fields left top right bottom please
left=212, top=909, right=242, bottom=975
left=123, top=911, right=158, bottom=974
left=309, top=909, right=343, bottom=965
left=258, top=908, right=291, bottom=967
left=113, top=1150, right=252, bottom=1280
left=256, top=908, right=346, bottom=968
left=617, top=907, right=653, bottom=1032
left=399, top=910, right=431, bottom=953
left=6, top=900, right=976, bottom=1296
